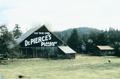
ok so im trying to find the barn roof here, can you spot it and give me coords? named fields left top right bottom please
left=15, top=25, right=42, bottom=44
left=97, top=45, right=114, bottom=50
left=58, top=46, right=76, bottom=54
left=15, top=25, right=64, bottom=45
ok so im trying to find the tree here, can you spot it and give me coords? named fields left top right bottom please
left=114, top=42, right=120, bottom=56
left=12, top=24, right=23, bottom=58
left=67, top=29, right=79, bottom=52
left=12, top=24, right=22, bottom=39
left=0, top=25, right=22, bottom=58
left=96, top=32, right=108, bottom=45
left=0, top=25, right=13, bottom=56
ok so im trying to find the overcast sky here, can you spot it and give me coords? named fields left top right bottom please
left=0, top=0, right=120, bottom=32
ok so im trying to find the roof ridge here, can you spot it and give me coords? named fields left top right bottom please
left=16, top=25, right=44, bottom=44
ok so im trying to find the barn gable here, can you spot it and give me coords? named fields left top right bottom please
left=16, top=25, right=64, bottom=47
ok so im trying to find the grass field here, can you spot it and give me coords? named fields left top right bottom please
left=0, top=55, right=120, bottom=79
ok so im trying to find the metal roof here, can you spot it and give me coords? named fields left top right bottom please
left=58, top=46, right=76, bottom=54
left=97, top=45, right=114, bottom=50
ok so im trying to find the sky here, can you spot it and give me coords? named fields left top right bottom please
left=0, top=0, right=120, bottom=32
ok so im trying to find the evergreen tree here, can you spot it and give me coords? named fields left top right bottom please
left=114, top=42, right=120, bottom=56
left=12, top=24, right=22, bottom=39
left=0, top=25, right=13, bottom=56
left=12, top=24, right=23, bottom=58
left=67, top=29, right=79, bottom=52
left=0, top=25, right=21, bottom=58
left=96, top=31, right=108, bottom=45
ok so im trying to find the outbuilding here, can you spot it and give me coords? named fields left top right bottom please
left=58, top=46, right=76, bottom=59
left=16, top=25, right=76, bottom=59
left=97, top=45, right=114, bottom=56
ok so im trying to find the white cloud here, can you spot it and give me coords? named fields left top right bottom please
left=0, top=0, right=120, bottom=32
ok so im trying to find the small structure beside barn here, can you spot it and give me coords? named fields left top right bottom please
left=16, top=25, right=76, bottom=59
left=58, top=46, right=76, bottom=59
left=97, top=45, right=114, bottom=56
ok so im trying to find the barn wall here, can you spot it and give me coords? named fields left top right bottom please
left=99, top=50, right=115, bottom=56
left=20, top=26, right=64, bottom=47
left=20, top=47, right=59, bottom=58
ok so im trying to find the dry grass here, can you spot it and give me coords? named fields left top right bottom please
left=0, top=55, right=120, bottom=79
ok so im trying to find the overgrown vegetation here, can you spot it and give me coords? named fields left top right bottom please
left=64, top=27, right=120, bottom=56
left=0, top=24, right=22, bottom=58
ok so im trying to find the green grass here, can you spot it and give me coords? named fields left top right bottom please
left=0, top=55, right=120, bottom=79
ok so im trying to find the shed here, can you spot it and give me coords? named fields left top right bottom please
left=97, top=45, right=114, bottom=55
left=58, top=46, right=76, bottom=59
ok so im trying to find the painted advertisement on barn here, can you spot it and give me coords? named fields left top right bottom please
left=20, top=26, right=63, bottom=47
left=24, top=32, right=58, bottom=47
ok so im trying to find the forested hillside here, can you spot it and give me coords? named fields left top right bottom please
left=54, top=27, right=120, bottom=56
left=54, top=27, right=100, bottom=42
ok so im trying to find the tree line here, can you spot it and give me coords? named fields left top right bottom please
left=67, top=28, right=120, bottom=56
left=0, top=24, right=120, bottom=58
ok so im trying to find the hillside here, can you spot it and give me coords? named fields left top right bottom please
left=54, top=27, right=100, bottom=42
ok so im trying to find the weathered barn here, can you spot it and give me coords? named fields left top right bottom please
left=97, top=45, right=114, bottom=56
left=16, top=25, right=76, bottom=59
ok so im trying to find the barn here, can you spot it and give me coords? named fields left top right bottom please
left=97, top=45, right=114, bottom=56
left=16, top=25, right=76, bottom=59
